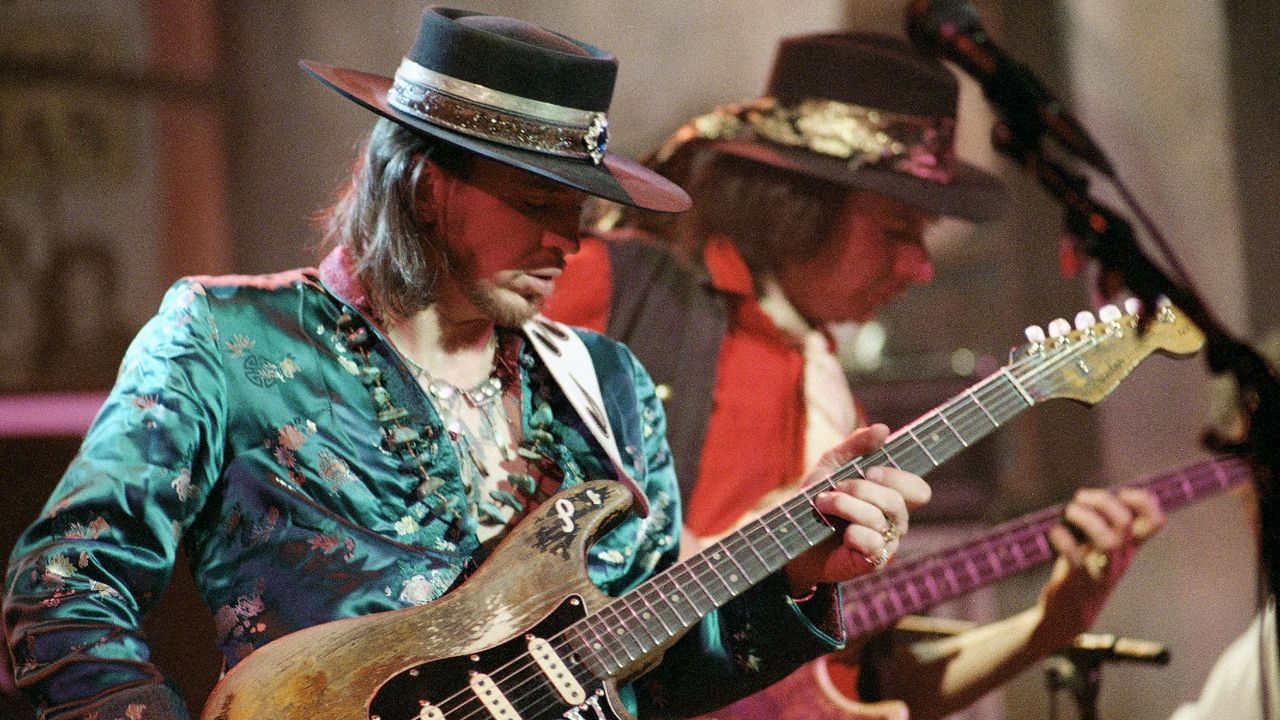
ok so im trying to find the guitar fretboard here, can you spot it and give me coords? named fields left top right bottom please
left=839, top=455, right=1250, bottom=639
left=565, top=343, right=1094, bottom=677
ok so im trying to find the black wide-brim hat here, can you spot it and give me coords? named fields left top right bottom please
left=708, top=32, right=1008, bottom=222
left=301, top=7, right=691, bottom=213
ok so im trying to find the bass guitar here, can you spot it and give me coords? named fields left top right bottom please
left=201, top=303, right=1204, bottom=720
left=711, top=454, right=1251, bottom=720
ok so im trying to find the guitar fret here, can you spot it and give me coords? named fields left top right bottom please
left=656, top=578, right=692, bottom=627
left=939, top=410, right=968, bottom=447
left=919, top=420, right=961, bottom=461
left=736, top=533, right=773, bottom=579
left=720, top=547, right=752, bottom=587
left=572, top=625, right=616, bottom=681
left=607, top=606, right=643, bottom=661
left=887, top=586, right=905, bottom=616
left=623, top=598, right=663, bottom=647
left=703, top=552, right=740, bottom=597
left=780, top=500, right=820, bottom=547
left=613, top=628, right=638, bottom=662
left=586, top=615, right=626, bottom=673
left=881, top=443, right=901, bottom=469
left=637, top=589, right=675, bottom=636
left=966, top=389, right=999, bottom=427
left=906, top=427, right=939, bottom=467
left=759, top=522, right=788, bottom=560
left=1034, top=532, right=1051, bottom=560
left=1009, top=537, right=1025, bottom=566
left=921, top=572, right=939, bottom=604
left=943, top=564, right=960, bottom=594
left=964, top=557, right=981, bottom=585
left=679, top=563, right=719, bottom=610
left=873, top=590, right=893, bottom=627
left=1000, top=367, right=1036, bottom=407
left=904, top=580, right=922, bottom=609
left=654, top=581, right=689, bottom=632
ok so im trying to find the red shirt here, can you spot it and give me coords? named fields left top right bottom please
left=545, top=235, right=808, bottom=537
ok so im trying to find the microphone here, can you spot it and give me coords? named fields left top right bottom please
left=905, top=0, right=1115, bottom=176
left=1066, top=632, right=1171, bottom=666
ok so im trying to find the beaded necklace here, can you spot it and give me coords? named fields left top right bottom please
left=338, top=310, right=587, bottom=550
left=399, top=343, right=527, bottom=530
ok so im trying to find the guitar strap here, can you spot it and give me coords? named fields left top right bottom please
left=522, top=315, right=650, bottom=518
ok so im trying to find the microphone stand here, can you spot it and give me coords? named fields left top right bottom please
left=1044, top=634, right=1172, bottom=720
left=990, top=118, right=1280, bottom=603
left=1045, top=652, right=1102, bottom=720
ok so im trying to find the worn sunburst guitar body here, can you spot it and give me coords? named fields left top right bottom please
left=201, top=303, right=1204, bottom=720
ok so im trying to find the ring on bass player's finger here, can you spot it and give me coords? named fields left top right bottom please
left=881, top=516, right=901, bottom=543
left=865, top=546, right=890, bottom=568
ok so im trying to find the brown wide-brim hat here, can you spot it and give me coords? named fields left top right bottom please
left=301, top=7, right=690, bottom=214
left=709, top=32, right=1008, bottom=222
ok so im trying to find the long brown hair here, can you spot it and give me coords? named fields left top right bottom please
left=318, top=118, right=468, bottom=318
left=601, top=141, right=846, bottom=294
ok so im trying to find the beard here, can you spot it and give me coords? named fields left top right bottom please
left=460, top=275, right=543, bottom=327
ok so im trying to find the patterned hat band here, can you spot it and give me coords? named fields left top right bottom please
left=654, top=97, right=956, bottom=183
left=387, top=58, right=610, bottom=164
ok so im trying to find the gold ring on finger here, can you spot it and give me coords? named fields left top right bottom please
left=881, top=516, right=901, bottom=543
left=864, top=546, right=890, bottom=568
left=1083, top=550, right=1110, bottom=580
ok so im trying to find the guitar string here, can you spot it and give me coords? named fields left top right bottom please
left=475, top=357, right=1140, bottom=720
left=402, top=322, right=1161, bottom=720
left=406, top=329, right=1113, bottom=720
left=426, top=330, right=1118, bottom=720
left=840, top=456, right=1250, bottom=637
left=412, top=339, right=1078, bottom=720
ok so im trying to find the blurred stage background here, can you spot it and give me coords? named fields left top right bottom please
left=1, top=1, right=1276, bottom=718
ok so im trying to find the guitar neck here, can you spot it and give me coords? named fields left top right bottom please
left=569, top=368, right=1039, bottom=677
left=840, top=455, right=1251, bottom=639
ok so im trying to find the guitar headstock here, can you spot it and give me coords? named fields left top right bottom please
left=1009, top=299, right=1204, bottom=405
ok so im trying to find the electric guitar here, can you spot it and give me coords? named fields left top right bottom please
left=200, top=303, right=1204, bottom=720
left=711, top=454, right=1252, bottom=720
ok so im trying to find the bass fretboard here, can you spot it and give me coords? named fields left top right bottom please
left=840, top=455, right=1250, bottom=639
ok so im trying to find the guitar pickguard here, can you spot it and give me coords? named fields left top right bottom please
left=370, top=595, right=622, bottom=720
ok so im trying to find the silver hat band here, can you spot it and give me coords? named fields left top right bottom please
left=387, top=58, right=609, bottom=164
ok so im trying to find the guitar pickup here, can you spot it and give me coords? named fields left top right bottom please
left=469, top=671, right=520, bottom=720
left=528, top=635, right=587, bottom=706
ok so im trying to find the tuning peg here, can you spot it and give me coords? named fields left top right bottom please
left=1123, top=297, right=1143, bottom=316
left=1098, top=304, right=1122, bottom=323
left=1048, top=318, right=1072, bottom=338
left=1024, top=325, right=1046, bottom=344
left=1074, top=311, right=1097, bottom=330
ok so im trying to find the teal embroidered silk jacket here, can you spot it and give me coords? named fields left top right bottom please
left=4, top=249, right=843, bottom=719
